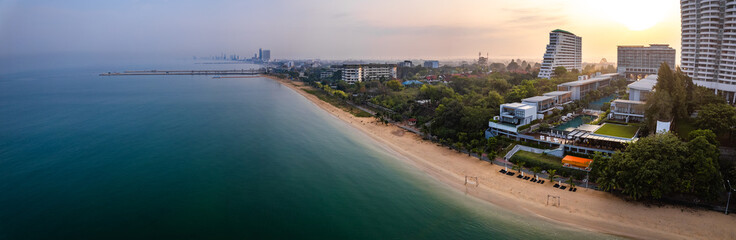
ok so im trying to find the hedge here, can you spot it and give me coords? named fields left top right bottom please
left=509, top=153, right=586, bottom=179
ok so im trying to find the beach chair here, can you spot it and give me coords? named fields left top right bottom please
left=573, top=188, right=577, bottom=192
left=507, top=172, right=515, bottom=176
left=517, top=175, right=523, bottom=179
left=560, top=186, right=567, bottom=190
left=499, top=169, right=507, bottom=173
left=539, top=180, right=545, bottom=184
left=553, top=184, right=560, bottom=188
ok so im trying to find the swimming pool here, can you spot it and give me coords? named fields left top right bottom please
left=554, top=115, right=595, bottom=131
left=588, top=94, right=616, bottom=110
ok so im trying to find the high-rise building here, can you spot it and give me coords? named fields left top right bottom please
left=423, top=60, right=439, bottom=68
left=538, top=29, right=582, bottom=79
left=617, top=44, right=676, bottom=78
left=258, top=48, right=262, bottom=60
left=262, top=50, right=271, bottom=62
left=680, top=0, right=736, bottom=104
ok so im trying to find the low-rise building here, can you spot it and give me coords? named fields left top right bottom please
left=542, top=91, right=573, bottom=106
left=556, top=73, right=619, bottom=100
left=499, top=103, right=538, bottom=126
left=340, top=64, right=397, bottom=83
left=522, top=96, right=555, bottom=114
left=609, top=75, right=657, bottom=122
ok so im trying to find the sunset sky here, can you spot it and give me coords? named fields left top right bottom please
left=0, top=0, right=681, bottom=63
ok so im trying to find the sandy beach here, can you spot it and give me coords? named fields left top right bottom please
left=267, top=76, right=736, bottom=240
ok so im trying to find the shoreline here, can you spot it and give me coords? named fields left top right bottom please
left=266, top=76, right=736, bottom=240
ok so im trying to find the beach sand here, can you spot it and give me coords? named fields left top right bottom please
left=268, top=76, right=736, bottom=240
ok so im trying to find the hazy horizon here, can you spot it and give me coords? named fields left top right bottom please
left=1, top=0, right=680, bottom=63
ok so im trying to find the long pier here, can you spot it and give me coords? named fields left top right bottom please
left=99, top=69, right=265, bottom=76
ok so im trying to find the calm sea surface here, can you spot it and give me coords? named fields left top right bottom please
left=0, top=62, right=620, bottom=239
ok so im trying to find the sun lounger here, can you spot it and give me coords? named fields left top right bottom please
left=539, top=180, right=545, bottom=184
left=507, top=172, right=515, bottom=176
left=517, top=175, right=523, bottom=178
left=560, top=186, right=567, bottom=190
left=573, top=188, right=577, bottom=192
left=553, top=184, right=560, bottom=188
left=499, top=169, right=507, bottom=173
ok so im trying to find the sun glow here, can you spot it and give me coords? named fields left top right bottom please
left=581, top=0, right=669, bottom=31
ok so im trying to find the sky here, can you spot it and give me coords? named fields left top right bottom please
left=0, top=0, right=681, bottom=63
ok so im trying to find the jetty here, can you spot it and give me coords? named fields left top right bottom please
left=100, top=69, right=265, bottom=76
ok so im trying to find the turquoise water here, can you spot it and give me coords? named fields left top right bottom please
left=0, top=65, right=620, bottom=239
left=588, top=94, right=616, bottom=110
left=554, top=115, right=594, bottom=131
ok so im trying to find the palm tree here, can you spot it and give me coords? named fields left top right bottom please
left=547, top=169, right=557, bottom=183
left=517, top=161, right=525, bottom=176
left=531, top=166, right=542, bottom=181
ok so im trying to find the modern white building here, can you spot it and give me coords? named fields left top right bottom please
left=340, top=64, right=397, bottom=84
left=538, top=29, right=582, bottom=79
left=543, top=91, right=573, bottom=106
left=522, top=96, right=555, bottom=114
left=499, top=103, right=538, bottom=126
left=680, top=0, right=736, bottom=104
left=609, top=75, right=658, bottom=122
left=556, top=73, right=619, bottom=100
left=617, top=44, right=676, bottom=79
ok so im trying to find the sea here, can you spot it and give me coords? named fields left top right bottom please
left=0, top=59, right=621, bottom=239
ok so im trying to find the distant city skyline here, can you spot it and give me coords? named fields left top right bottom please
left=0, top=0, right=680, bottom=63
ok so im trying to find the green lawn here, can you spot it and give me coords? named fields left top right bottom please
left=513, top=150, right=562, bottom=166
left=594, top=123, right=639, bottom=138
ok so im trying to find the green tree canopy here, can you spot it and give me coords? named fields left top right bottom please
left=695, top=103, right=736, bottom=134
left=553, top=66, right=567, bottom=77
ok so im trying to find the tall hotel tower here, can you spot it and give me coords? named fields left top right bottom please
left=538, top=29, right=582, bottom=79
left=681, top=0, right=736, bottom=104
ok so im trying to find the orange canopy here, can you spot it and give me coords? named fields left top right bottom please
left=562, top=155, right=593, bottom=168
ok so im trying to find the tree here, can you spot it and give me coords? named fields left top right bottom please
left=386, top=79, right=404, bottom=91
left=547, top=169, right=557, bottom=183
left=531, top=166, right=542, bottom=180
left=506, top=60, right=520, bottom=71
left=685, top=133, right=723, bottom=199
left=589, top=132, right=723, bottom=200
left=695, top=103, right=736, bottom=136
left=553, top=66, right=567, bottom=77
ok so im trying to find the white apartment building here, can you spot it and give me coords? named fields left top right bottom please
left=340, top=64, right=398, bottom=84
left=681, top=0, right=736, bottom=104
left=617, top=44, right=676, bottom=78
left=538, top=29, right=582, bottom=79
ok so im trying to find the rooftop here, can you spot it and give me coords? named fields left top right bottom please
left=628, top=75, right=658, bottom=91
left=557, top=73, right=620, bottom=87
left=543, top=91, right=572, bottom=96
left=503, top=102, right=534, bottom=110
left=612, top=99, right=646, bottom=105
left=552, top=29, right=574, bottom=35
left=522, top=95, right=554, bottom=102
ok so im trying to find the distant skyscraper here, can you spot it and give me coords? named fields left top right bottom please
left=538, top=29, right=582, bottom=79
left=262, top=50, right=271, bottom=62
left=617, top=44, right=676, bottom=78
left=258, top=48, right=262, bottom=61
left=680, top=0, right=736, bottom=104
left=423, top=60, right=439, bottom=68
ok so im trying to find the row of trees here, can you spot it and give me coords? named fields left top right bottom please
left=591, top=130, right=723, bottom=200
